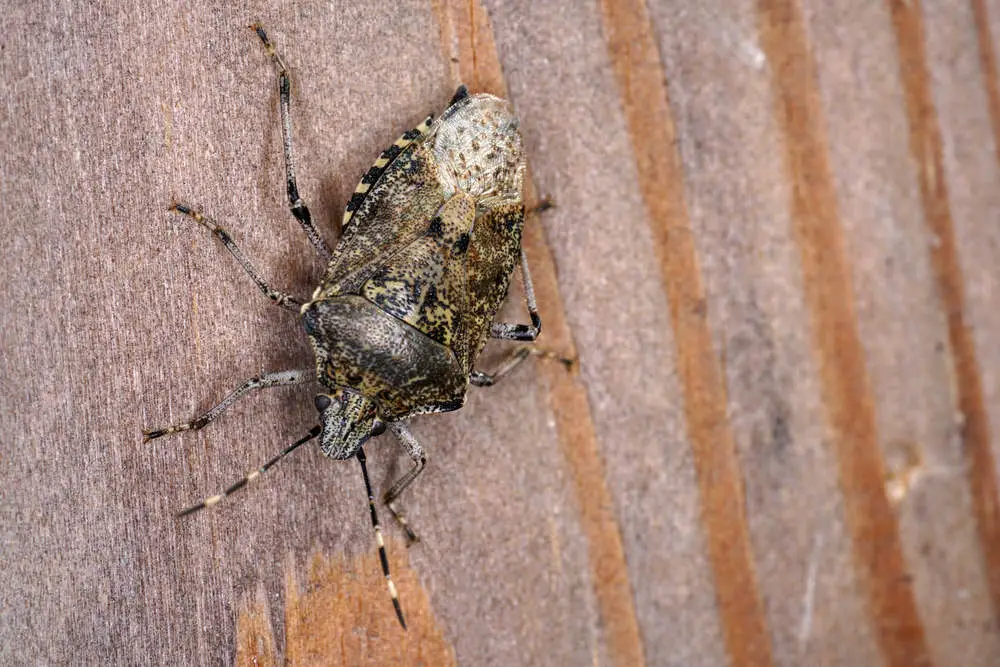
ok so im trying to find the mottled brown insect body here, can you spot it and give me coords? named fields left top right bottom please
left=145, top=26, right=542, bottom=631
left=307, top=92, right=526, bottom=429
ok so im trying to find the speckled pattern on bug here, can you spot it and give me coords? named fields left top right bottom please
left=144, top=24, right=545, bottom=630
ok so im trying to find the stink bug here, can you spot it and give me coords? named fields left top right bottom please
left=145, top=25, right=544, bottom=629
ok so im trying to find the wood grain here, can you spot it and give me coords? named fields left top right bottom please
left=2, top=1, right=999, bottom=665
left=598, top=1, right=774, bottom=666
left=889, top=0, right=1000, bottom=628
left=756, top=2, right=933, bottom=665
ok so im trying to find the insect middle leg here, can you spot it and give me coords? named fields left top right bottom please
left=384, top=421, right=426, bottom=544
left=470, top=347, right=574, bottom=387
left=143, top=369, right=309, bottom=442
left=170, top=204, right=304, bottom=311
left=252, top=24, right=333, bottom=259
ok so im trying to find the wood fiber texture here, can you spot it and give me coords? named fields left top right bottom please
left=2, top=1, right=999, bottom=665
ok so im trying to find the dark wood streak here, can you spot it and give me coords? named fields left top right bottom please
left=756, top=1, right=933, bottom=665
left=971, top=0, right=1000, bottom=169
left=889, top=0, right=1000, bottom=631
left=597, top=1, right=776, bottom=666
left=431, top=1, right=648, bottom=665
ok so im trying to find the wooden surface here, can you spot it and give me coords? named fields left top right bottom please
left=3, top=1, right=1000, bottom=665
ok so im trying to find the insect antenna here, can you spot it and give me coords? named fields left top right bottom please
left=177, top=426, right=322, bottom=518
left=356, top=447, right=407, bottom=630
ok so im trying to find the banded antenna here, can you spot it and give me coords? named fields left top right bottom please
left=176, top=426, right=321, bottom=517
left=357, top=447, right=407, bottom=629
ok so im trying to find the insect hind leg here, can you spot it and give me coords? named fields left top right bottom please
left=490, top=247, right=542, bottom=341
left=490, top=200, right=555, bottom=342
left=251, top=24, right=332, bottom=259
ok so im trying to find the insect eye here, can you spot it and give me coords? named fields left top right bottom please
left=370, top=421, right=386, bottom=437
left=314, top=394, right=332, bottom=412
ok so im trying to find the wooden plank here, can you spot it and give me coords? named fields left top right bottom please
left=3, top=1, right=999, bottom=664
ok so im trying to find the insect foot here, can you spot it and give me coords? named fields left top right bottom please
left=147, top=24, right=543, bottom=631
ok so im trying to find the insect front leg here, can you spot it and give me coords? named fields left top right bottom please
left=252, top=24, right=333, bottom=259
left=169, top=204, right=304, bottom=311
left=143, top=369, right=309, bottom=442
left=490, top=247, right=541, bottom=341
left=383, top=421, right=427, bottom=544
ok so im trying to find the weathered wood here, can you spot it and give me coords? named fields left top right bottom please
left=2, top=1, right=999, bottom=665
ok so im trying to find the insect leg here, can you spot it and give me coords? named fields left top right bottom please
left=357, top=447, right=408, bottom=629
left=490, top=247, right=541, bottom=341
left=169, top=204, right=303, bottom=311
left=383, top=421, right=426, bottom=544
left=144, top=370, right=309, bottom=442
left=470, top=347, right=574, bottom=387
left=251, top=24, right=333, bottom=259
